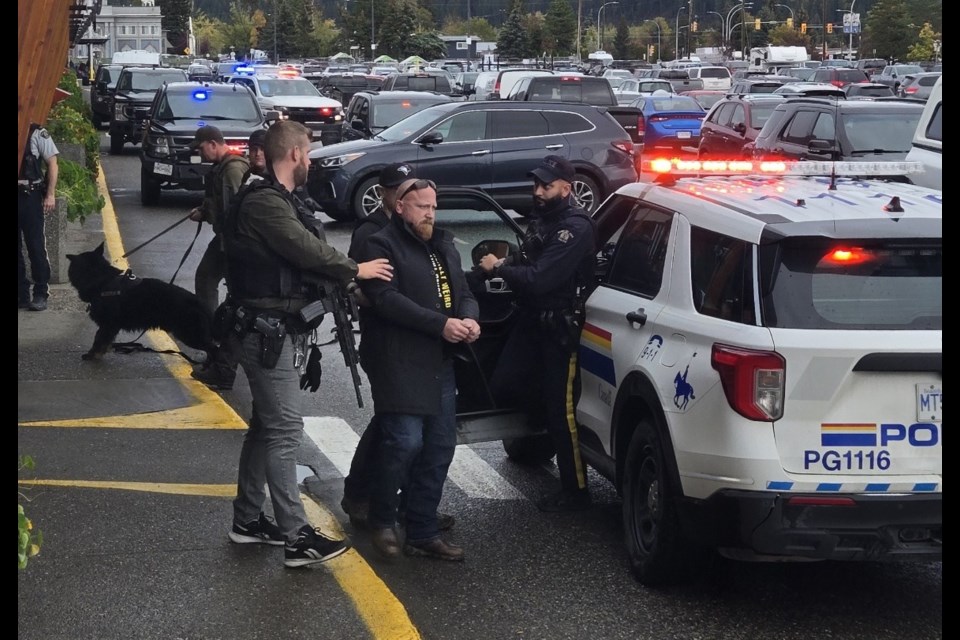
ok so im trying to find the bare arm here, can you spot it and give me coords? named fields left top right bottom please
left=43, top=154, right=58, bottom=215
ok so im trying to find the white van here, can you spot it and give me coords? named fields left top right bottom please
left=686, top=65, right=732, bottom=91
left=906, top=75, right=942, bottom=190
left=110, top=50, right=161, bottom=67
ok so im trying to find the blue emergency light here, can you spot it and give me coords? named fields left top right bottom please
left=192, top=89, right=210, bottom=101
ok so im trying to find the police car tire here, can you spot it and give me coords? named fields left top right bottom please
left=140, top=168, right=161, bottom=206
left=622, top=419, right=702, bottom=586
left=502, top=434, right=556, bottom=466
left=110, top=134, right=124, bottom=155
left=351, top=176, right=383, bottom=222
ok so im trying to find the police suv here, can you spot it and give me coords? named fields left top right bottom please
left=460, top=160, right=942, bottom=586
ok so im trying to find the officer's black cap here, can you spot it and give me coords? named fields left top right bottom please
left=248, top=129, right=267, bottom=149
left=529, top=154, right=575, bottom=184
left=189, top=125, right=224, bottom=149
left=379, top=163, right=415, bottom=188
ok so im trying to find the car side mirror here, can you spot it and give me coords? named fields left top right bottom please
left=733, top=122, right=747, bottom=135
left=351, top=118, right=367, bottom=132
left=417, top=131, right=444, bottom=146
left=264, top=110, right=282, bottom=122
left=808, top=139, right=835, bottom=153
left=471, top=239, right=515, bottom=266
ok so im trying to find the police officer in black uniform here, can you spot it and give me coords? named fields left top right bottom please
left=18, top=123, right=59, bottom=311
left=477, top=155, right=597, bottom=512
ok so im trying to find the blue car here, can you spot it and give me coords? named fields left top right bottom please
left=630, top=92, right=706, bottom=151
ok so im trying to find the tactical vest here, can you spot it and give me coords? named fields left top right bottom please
left=221, top=177, right=323, bottom=301
left=19, top=124, right=44, bottom=183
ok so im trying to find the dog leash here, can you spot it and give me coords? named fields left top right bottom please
left=121, top=212, right=204, bottom=287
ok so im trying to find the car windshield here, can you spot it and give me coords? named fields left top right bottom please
left=257, top=79, right=321, bottom=97
left=376, top=106, right=450, bottom=141
left=760, top=238, right=941, bottom=330
left=155, top=90, right=262, bottom=121
left=895, top=65, right=924, bottom=75
left=648, top=97, right=702, bottom=111
left=691, top=93, right=724, bottom=110
left=854, top=86, right=893, bottom=97
left=700, top=68, right=730, bottom=79
left=843, top=112, right=921, bottom=153
left=749, top=102, right=780, bottom=128
left=119, top=70, right=187, bottom=92
left=372, top=98, right=446, bottom=127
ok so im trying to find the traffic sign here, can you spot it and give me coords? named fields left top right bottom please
left=842, top=12, right=861, bottom=34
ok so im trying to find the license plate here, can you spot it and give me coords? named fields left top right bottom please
left=189, top=155, right=202, bottom=165
left=153, top=163, right=173, bottom=176
left=917, top=384, right=942, bottom=422
left=677, top=131, right=692, bottom=139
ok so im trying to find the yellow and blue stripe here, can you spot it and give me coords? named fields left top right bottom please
left=579, top=323, right=616, bottom=385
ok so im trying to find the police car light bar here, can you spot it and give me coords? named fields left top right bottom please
left=647, top=158, right=924, bottom=177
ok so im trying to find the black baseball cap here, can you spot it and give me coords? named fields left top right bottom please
left=528, top=154, right=575, bottom=184
left=379, top=162, right=415, bottom=188
left=248, top=129, right=267, bottom=149
left=189, top=125, right=224, bottom=149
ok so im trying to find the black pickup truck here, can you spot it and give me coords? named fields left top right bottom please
left=109, top=67, right=188, bottom=154
left=505, top=74, right=643, bottom=146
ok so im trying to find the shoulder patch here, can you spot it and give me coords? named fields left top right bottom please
left=557, top=229, right=574, bottom=243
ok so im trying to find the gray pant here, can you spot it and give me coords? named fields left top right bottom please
left=233, top=330, right=308, bottom=542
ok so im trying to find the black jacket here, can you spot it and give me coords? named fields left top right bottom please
left=359, top=214, right=479, bottom=415
left=348, top=209, right=389, bottom=261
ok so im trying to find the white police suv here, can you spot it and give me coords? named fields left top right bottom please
left=574, top=160, right=941, bottom=585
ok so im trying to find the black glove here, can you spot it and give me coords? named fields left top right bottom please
left=299, top=345, right=323, bottom=392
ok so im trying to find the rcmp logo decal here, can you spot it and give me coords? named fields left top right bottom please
left=557, top=229, right=573, bottom=243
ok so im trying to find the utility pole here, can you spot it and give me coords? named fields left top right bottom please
left=371, top=0, right=376, bottom=62
left=273, top=0, right=278, bottom=63
left=822, top=0, right=828, bottom=61
left=687, top=1, right=694, bottom=60
left=576, top=0, right=582, bottom=62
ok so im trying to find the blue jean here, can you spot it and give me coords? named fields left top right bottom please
left=369, top=361, right=457, bottom=543
left=233, top=330, right=308, bottom=542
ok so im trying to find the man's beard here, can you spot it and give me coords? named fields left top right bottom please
left=293, top=163, right=308, bottom=187
left=413, top=219, right=434, bottom=241
left=533, top=194, right=563, bottom=214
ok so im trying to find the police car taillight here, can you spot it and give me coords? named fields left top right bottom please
left=822, top=247, right=875, bottom=266
left=711, top=344, right=785, bottom=422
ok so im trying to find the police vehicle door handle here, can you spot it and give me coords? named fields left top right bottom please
left=472, top=149, right=491, bottom=156
left=545, top=144, right=564, bottom=150
left=626, top=309, right=647, bottom=327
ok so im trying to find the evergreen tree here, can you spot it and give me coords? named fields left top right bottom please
left=544, top=0, right=576, bottom=55
left=497, top=1, right=527, bottom=59
left=379, top=0, right=419, bottom=59
left=862, top=0, right=914, bottom=62
left=613, top=17, right=630, bottom=60
left=159, top=0, right=193, bottom=54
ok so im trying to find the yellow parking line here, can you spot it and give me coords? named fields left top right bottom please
left=19, top=479, right=236, bottom=496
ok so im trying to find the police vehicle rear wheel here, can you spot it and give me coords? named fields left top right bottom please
left=502, top=434, right=556, bottom=466
left=622, top=418, right=700, bottom=586
left=571, top=173, right=600, bottom=213
left=109, top=134, right=124, bottom=155
left=351, top=176, right=383, bottom=222
left=140, top=167, right=161, bottom=206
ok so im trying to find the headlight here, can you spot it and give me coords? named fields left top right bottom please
left=114, top=103, right=128, bottom=120
left=147, top=134, right=170, bottom=156
left=319, top=152, right=366, bottom=169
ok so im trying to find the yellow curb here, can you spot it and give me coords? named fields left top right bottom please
left=19, top=479, right=236, bottom=497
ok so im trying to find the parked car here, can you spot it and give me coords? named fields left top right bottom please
left=139, top=82, right=276, bottom=205
left=906, top=75, right=942, bottom=190
left=873, top=64, right=925, bottom=93
left=698, top=94, right=785, bottom=159
left=752, top=97, right=923, bottom=163
left=729, top=77, right=785, bottom=94
left=453, top=71, right=479, bottom=96
left=685, top=65, right=732, bottom=91
left=613, top=79, right=674, bottom=105
left=844, top=82, right=895, bottom=99
left=109, top=66, right=189, bottom=154
left=627, top=92, right=706, bottom=152
left=90, top=64, right=123, bottom=129
left=228, top=73, right=344, bottom=145
left=898, top=72, right=941, bottom=100
left=506, top=75, right=617, bottom=106
left=810, top=67, right=869, bottom=88
left=855, top=57, right=888, bottom=78
left=339, top=90, right=453, bottom=142
left=648, top=68, right=705, bottom=93
left=381, top=70, right=456, bottom=96
left=773, top=83, right=847, bottom=98
left=306, top=101, right=637, bottom=221
left=779, top=67, right=817, bottom=82
left=186, top=64, right=214, bottom=82
left=680, top=90, right=726, bottom=111
left=312, top=73, right=375, bottom=105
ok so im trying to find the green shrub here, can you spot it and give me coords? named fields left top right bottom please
left=18, top=456, right=42, bottom=570
left=57, top=69, right=92, bottom=119
left=56, top=157, right=105, bottom=224
left=46, top=101, right=100, bottom=178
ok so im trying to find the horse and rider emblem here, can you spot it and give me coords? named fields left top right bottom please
left=673, top=363, right=696, bottom=410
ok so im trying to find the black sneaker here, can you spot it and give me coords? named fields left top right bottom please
left=228, top=512, right=285, bottom=546
left=284, top=525, right=349, bottom=568
left=191, top=361, right=237, bottom=391
left=28, top=295, right=48, bottom=311
left=536, top=488, right=592, bottom=513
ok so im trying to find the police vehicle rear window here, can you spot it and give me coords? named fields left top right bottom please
left=759, top=238, right=942, bottom=330
left=155, top=89, right=261, bottom=122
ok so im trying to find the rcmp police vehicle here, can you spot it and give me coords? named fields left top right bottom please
left=458, top=159, right=942, bottom=586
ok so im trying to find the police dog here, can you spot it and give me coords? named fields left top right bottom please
left=66, top=242, right=217, bottom=361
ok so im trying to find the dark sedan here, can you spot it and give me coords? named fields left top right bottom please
left=698, top=94, right=785, bottom=159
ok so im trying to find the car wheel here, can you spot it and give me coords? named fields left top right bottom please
left=109, top=134, right=124, bottom=155
left=351, top=176, right=383, bottom=221
left=622, top=418, right=703, bottom=586
left=140, top=167, right=161, bottom=206
left=571, top=173, right=601, bottom=213
left=502, top=434, right=556, bottom=466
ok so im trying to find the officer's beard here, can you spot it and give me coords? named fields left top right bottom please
left=413, top=218, right=434, bottom=241
left=293, top=163, right=308, bottom=187
left=532, top=193, right=564, bottom=216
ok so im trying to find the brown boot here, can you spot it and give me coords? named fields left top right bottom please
left=370, top=527, right=401, bottom=560
left=403, top=537, right=465, bottom=562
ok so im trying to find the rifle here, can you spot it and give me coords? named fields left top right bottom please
left=299, top=280, right=364, bottom=408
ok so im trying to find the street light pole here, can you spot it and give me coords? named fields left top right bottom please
left=646, top=20, right=662, bottom=62
left=726, top=3, right=749, bottom=47
left=675, top=1, right=688, bottom=59
left=708, top=11, right=724, bottom=50
left=849, top=0, right=857, bottom=59
left=597, top=2, right=619, bottom=52
left=371, top=0, right=376, bottom=61
left=273, top=0, right=278, bottom=63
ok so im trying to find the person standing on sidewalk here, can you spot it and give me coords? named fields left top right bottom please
left=222, top=120, right=393, bottom=568
left=358, top=178, right=479, bottom=561
left=18, top=123, right=59, bottom=312
left=188, top=125, right=249, bottom=390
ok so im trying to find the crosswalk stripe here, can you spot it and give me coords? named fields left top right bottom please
left=303, top=416, right=525, bottom=501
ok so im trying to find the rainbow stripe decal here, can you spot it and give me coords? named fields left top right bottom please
left=821, top=423, right=878, bottom=447
left=579, top=323, right=616, bottom=385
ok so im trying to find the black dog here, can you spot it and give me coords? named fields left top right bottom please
left=67, top=242, right=217, bottom=361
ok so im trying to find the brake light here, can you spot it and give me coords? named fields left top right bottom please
left=319, top=107, right=334, bottom=116
left=401, top=101, right=411, bottom=107
left=711, top=344, right=785, bottom=421
left=611, top=140, right=633, bottom=155
left=904, top=85, right=918, bottom=94
left=637, top=114, right=646, bottom=135
left=493, top=79, right=501, bottom=95
left=820, top=247, right=875, bottom=266
left=560, top=76, right=581, bottom=81
left=830, top=80, right=844, bottom=87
